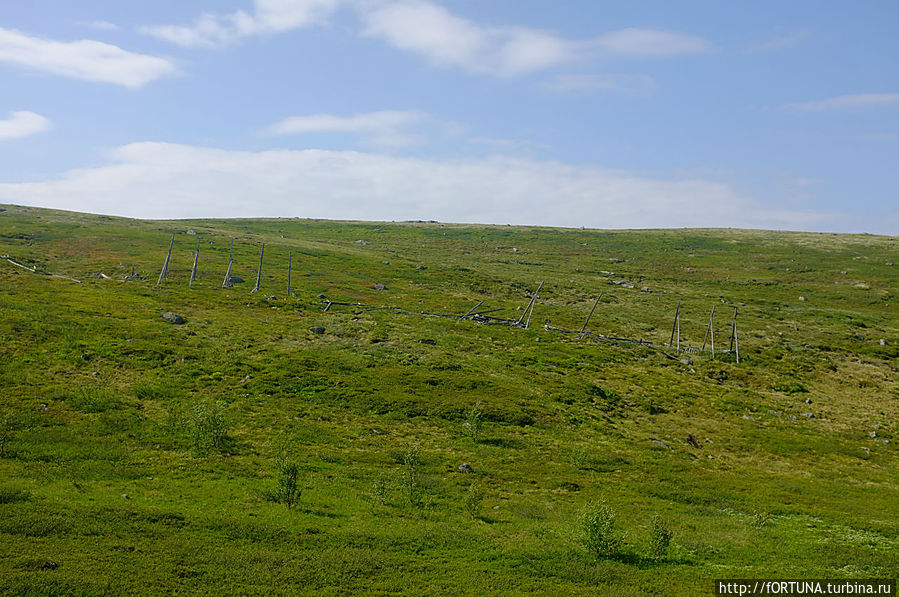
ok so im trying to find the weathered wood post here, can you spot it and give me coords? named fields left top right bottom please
left=701, top=305, right=716, bottom=357
left=251, top=243, right=264, bottom=293
left=580, top=292, right=603, bottom=334
left=287, top=251, right=292, bottom=296
left=156, top=233, right=174, bottom=287
left=459, top=300, right=484, bottom=322
left=222, top=238, right=234, bottom=289
left=524, top=280, right=544, bottom=330
left=730, top=307, right=739, bottom=363
left=669, top=302, right=681, bottom=351
left=189, top=237, right=200, bottom=287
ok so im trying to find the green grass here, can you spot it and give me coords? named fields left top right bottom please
left=1, top=204, right=897, bottom=595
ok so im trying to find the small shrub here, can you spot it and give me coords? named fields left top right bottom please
left=463, top=482, right=485, bottom=519
left=370, top=471, right=393, bottom=506
left=649, top=515, right=672, bottom=560
left=274, top=460, right=302, bottom=509
left=404, top=444, right=420, bottom=505
left=191, top=401, right=227, bottom=454
left=579, top=501, right=621, bottom=558
left=463, top=402, right=483, bottom=442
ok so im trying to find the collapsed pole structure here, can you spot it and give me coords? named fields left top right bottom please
left=222, top=238, right=234, bottom=289
left=516, top=281, right=544, bottom=329
left=729, top=307, right=739, bottom=364
left=156, top=233, right=175, bottom=287
left=580, top=292, right=603, bottom=334
left=189, top=237, right=200, bottom=287
left=251, top=243, right=264, bottom=293
left=669, top=301, right=681, bottom=352
left=701, top=305, right=716, bottom=357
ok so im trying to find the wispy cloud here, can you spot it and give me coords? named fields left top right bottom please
left=264, top=110, right=429, bottom=147
left=546, top=73, right=656, bottom=95
left=786, top=93, right=899, bottom=112
left=748, top=29, right=810, bottom=53
left=0, top=142, right=842, bottom=231
left=0, top=111, right=51, bottom=141
left=140, top=0, right=343, bottom=48
left=0, top=27, right=176, bottom=88
left=80, top=20, right=119, bottom=32
left=360, top=0, right=709, bottom=76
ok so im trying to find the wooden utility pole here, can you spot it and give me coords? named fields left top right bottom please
left=580, top=292, right=603, bottom=334
left=524, top=281, right=544, bottom=329
left=189, top=237, right=200, bottom=287
left=222, top=238, right=234, bottom=289
left=287, top=251, right=292, bottom=296
left=251, top=243, right=264, bottom=293
left=701, top=305, right=716, bottom=356
left=156, top=233, right=174, bottom=287
left=729, top=307, right=739, bottom=364
left=459, top=300, right=484, bottom=322
left=669, top=302, right=681, bottom=351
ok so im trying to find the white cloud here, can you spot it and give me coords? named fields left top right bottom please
left=748, top=29, right=810, bottom=53
left=786, top=93, right=899, bottom=112
left=0, top=111, right=51, bottom=141
left=0, top=142, right=841, bottom=231
left=141, top=0, right=343, bottom=48
left=0, top=27, right=176, bottom=88
left=546, top=73, right=656, bottom=95
left=81, top=20, right=119, bottom=32
left=360, top=1, right=709, bottom=76
left=264, top=110, right=428, bottom=146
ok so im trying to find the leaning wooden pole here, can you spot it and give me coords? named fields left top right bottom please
left=517, top=281, right=544, bottom=326
left=222, top=238, right=234, bottom=289
left=580, top=292, right=603, bottom=334
left=669, top=302, right=681, bottom=350
left=287, top=251, right=292, bottom=296
left=524, top=281, right=544, bottom=330
left=189, top=237, right=200, bottom=287
left=459, top=300, right=484, bottom=322
left=701, top=305, right=716, bottom=356
left=156, top=233, right=174, bottom=287
left=251, top=243, right=264, bottom=293
left=730, top=307, right=739, bottom=364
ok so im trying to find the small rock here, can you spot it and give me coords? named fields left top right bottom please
left=742, top=415, right=755, bottom=421
left=355, top=240, right=371, bottom=245
left=373, top=283, right=386, bottom=290
left=228, top=276, right=244, bottom=284
left=512, top=247, right=519, bottom=253
left=186, top=331, right=197, bottom=337
left=92, top=371, right=99, bottom=376
left=415, top=265, right=426, bottom=270
left=492, top=505, right=500, bottom=510
left=651, top=439, right=671, bottom=449
left=309, top=326, right=325, bottom=334
left=641, top=287, right=651, bottom=292
left=880, top=339, right=888, bottom=346
left=687, top=434, right=700, bottom=448
left=458, top=463, right=474, bottom=473
left=419, top=339, right=436, bottom=345
left=161, top=312, right=186, bottom=325
left=121, top=494, right=129, bottom=499
left=789, top=415, right=797, bottom=420
left=869, top=431, right=878, bottom=438
left=679, top=358, right=693, bottom=365
left=382, top=261, right=390, bottom=265
left=186, top=229, right=197, bottom=235
left=81, top=353, right=91, bottom=360
left=804, top=397, right=812, bottom=404
left=798, top=296, right=808, bottom=302
left=875, top=439, right=890, bottom=444
left=800, top=412, right=815, bottom=418
left=316, top=293, right=326, bottom=299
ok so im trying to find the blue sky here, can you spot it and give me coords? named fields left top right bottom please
left=0, top=1, right=897, bottom=233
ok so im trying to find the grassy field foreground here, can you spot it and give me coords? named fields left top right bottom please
left=0, top=204, right=897, bottom=595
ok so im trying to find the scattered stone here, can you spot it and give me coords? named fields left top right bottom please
left=800, top=412, right=815, bottom=418
left=869, top=431, right=878, bottom=438
left=641, top=287, right=651, bottom=292
left=373, top=283, right=386, bottom=290
left=651, top=439, right=671, bottom=449
left=742, top=414, right=755, bottom=421
left=875, top=439, right=890, bottom=444
left=186, top=229, right=197, bottom=235
left=121, top=494, right=129, bottom=499
left=382, top=261, right=390, bottom=265
left=679, top=358, right=693, bottom=365
left=161, top=312, right=186, bottom=325
left=458, top=463, right=474, bottom=473
left=767, top=410, right=781, bottom=416
left=419, top=339, right=436, bottom=345
left=512, top=247, right=519, bottom=253
left=92, top=371, right=99, bottom=376
left=798, top=296, right=808, bottom=302
left=880, top=339, right=889, bottom=346
left=186, top=331, right=197, bottom=337
left=687, top=434, right=700, bottom=448
left=228, top=276, right=245, bottom=284
left=355, top=240, right=371, bottom=245
left=788, top=415, right=797, bottom=420
left=81, top=353, right=91, bottom=360
left=308, top=326, right=325, bottom=334
left=415, top=265, right=427, bottom=270
left=804, top=397, right=812, bottom=404
left=316, top=293, right=326, bottom=299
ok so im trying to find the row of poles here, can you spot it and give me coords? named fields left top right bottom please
left=668, top=302, right=740, bottom=363
left=156, top=234, right=291, bottom=295
left=155, top=234, right=740, bottom=362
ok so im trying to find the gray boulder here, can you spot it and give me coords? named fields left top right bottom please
left=162, top=312, right=186, bottom=324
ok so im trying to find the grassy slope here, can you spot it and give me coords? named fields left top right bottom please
left=0, top=204, right=896, bottom=595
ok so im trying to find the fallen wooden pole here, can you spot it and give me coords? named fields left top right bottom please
left=156, top=233, right=174, bottom=287
left=580, top=292, right=603, bottom=334
left=458, top=300, right=484, bottom=322
left=517, top=281, right=544, bottom=328
left=1, top=256, right=81, bottom=283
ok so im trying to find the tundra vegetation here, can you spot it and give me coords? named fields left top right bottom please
left=0, top=204, right=896, bottom=594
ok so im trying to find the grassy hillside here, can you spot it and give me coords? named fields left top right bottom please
left=1, top=203, right=896, bottom=595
